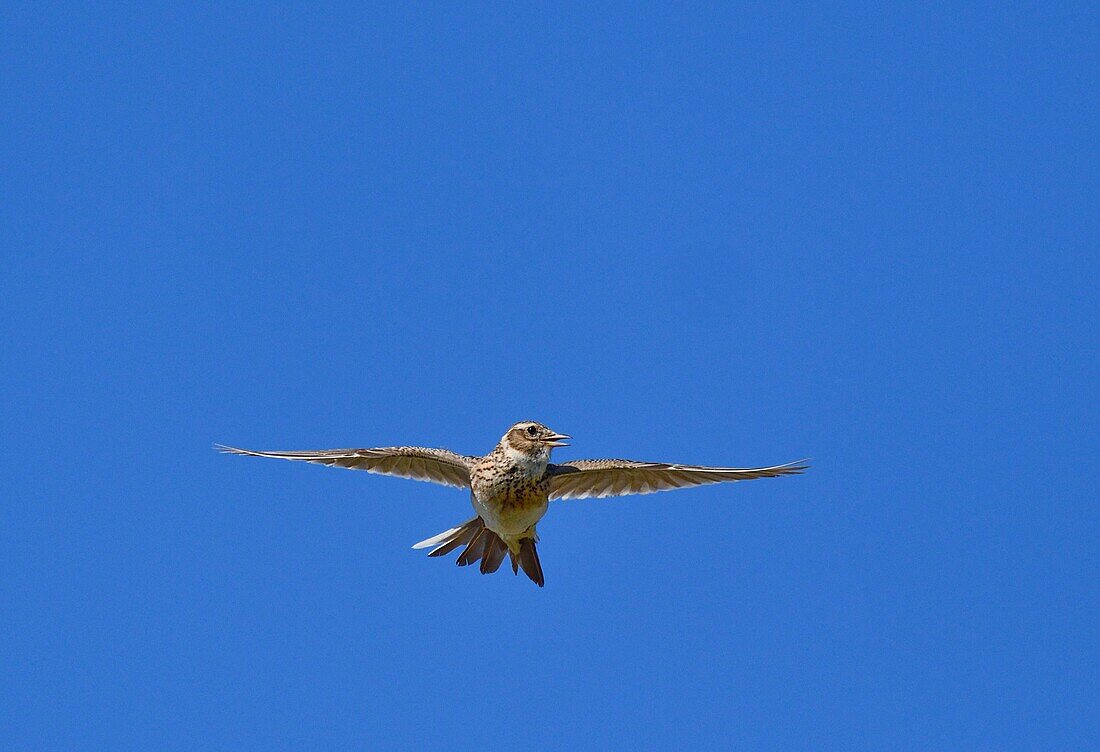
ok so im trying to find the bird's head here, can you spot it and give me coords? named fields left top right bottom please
left=502, top=421, right=571, bottom=456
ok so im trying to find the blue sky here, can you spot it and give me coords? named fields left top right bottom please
left=2, top=3, right=1097, bottom=749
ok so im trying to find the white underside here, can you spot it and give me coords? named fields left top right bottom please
left=502, top=445, right=549, bottom=476
left=476, top=498, right=547, bottom=549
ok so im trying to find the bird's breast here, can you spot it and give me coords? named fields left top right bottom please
left=471, top=468, right=550, bottom=538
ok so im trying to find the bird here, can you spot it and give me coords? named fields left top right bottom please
left=217, top=421, right=807, bottom=587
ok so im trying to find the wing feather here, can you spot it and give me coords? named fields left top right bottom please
left=217, top=444, right=474, bottom=488
left=548, top=458, right=807, bottom=500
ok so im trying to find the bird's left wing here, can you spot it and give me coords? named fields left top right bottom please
left=217, top=445, right=475, bottom=488
left=547, top=458, right=807, bottom=500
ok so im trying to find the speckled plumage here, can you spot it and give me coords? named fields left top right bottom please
left=469, top=429, right=553, bottom=545
left=218, top=421, right=807, bottom=587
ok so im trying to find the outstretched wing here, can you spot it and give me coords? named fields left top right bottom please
left=547, top=458, right=807, bottom=500
left=217, top=444, right=475, bottom=488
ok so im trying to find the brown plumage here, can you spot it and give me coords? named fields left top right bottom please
left=518, top=538, right=544, bottom=587
left=426, top=518, right=481, bottom=558
left=480, top=535, right=508, bottom=574
left=218, top=420, right=807, bottom=587
left=456, top=528, right=489, bottom=567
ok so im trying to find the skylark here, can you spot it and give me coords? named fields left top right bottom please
left=219, top=421, right=806, bottom=586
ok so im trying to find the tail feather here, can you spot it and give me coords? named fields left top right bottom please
left=456, top=528, right=490, bottom=567
left=480, top=535, right=508, bottom=574
left=411, top=516, right=484, bottom=559
left=427, top=525, right=478, bottom=558
left=414, top=518, right=543, bottom=586
left=412, top=517, right=479, bottom=550
left=518, top=538, right=544, bottom=587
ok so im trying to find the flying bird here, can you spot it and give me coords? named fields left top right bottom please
left=218, top=421, right=806, bottom=587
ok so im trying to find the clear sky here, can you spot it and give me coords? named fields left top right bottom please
left=2, top=3, right=1096, bottom=750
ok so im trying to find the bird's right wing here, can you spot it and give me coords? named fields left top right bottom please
left=547, top=458, right=807, bottom=500
left=217, top=445, right=475, bottom=488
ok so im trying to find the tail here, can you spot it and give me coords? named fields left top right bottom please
left=412, top=518, right=544, bottom=587
left=516, top=537, right=544, bottom=587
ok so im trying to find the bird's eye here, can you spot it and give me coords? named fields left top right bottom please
left=526, top=426, right=538, bottom=436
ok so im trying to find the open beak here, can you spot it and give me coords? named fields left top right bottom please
left=543, top=432, right=571, bottom=447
